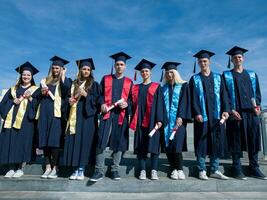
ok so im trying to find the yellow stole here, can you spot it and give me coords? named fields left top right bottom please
left=66, top=81, right=86, bottom=135
left=4, top=85, right=38, bottom=130
left=66, top=84, right=77, bottom=135
left=35, top=79, right=61, bottom=119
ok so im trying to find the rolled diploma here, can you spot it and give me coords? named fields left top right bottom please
left=41, top=80, right=55, bottom=100
left=74, top=81, right=86, bottom=100
left=220, top=115, right=226, bottom=124
left=148, top=124, right=159, bottom=138
left=106, top=98, right=125, bottom=112
left=169, top=125, right=179, bottom=140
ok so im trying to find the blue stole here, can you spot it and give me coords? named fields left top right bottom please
left=193, top=73, right=221, bottom=122
left=224, top=70, right=256, bottom=110
left=162, top=83, right=182, bottom=146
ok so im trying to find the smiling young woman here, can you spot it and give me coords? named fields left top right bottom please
left=0, top=62, right=39, bottom=178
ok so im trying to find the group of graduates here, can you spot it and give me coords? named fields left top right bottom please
left=0, top=46, right=266, bottom=182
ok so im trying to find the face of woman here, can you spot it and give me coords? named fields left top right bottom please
left=51, top=65, right=62, bottom=77
left=141, top=68, right=151, bottom=80
left=81, top=66, right=91, bottom=78
left=165, top=70, right=174, bottom=81
left=21, top=70, right=32, bottom=85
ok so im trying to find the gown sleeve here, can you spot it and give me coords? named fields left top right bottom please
left=0, top=88, right=13, bottom=119
left=177, top=82, right=192, bottom=121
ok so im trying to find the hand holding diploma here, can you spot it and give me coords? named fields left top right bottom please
left=220, top=112, right=229, bottom=124
left=149, top=122, right=162, bottom=138
left=41, top=80, right=55, bottom=100
left=106, top=98, right=125, bottom=112
left=169, top=118, right=183, bottom=140
left=251, top=98, right=261, bottom=116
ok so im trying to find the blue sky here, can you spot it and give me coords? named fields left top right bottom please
left=0, top=0, right=267, bottom=104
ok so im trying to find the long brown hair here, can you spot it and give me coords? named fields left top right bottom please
left=15, top=73, right=35, bottom=90
left=73, top=68, right=94, bottom=96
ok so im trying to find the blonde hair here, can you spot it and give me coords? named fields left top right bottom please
left=45, top=65, right=61, bottom=85
left=163, top=69, right=187, bottom=84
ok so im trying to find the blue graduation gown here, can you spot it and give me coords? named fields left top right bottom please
left=0, top=86, right=38, bottom=164
left=37, top=79, right=70, bottom=148
left=133, top=83, right=165, bottom=155
left=189, top=72, right=230, bottom=157
left=163, top=83, right=191, bottom=153
left=97, top=75, right=133, bottom=152
left=223, top=69, right=261, bottom=153
left=63, top=81, right=100, bottom=167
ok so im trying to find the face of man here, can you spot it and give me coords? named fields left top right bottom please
left=198, top=58, right=210, bottom=71
left=114, top=61, right=126, bottom=75
left=81, top=66, right=91, bottom=78
left=231, top=54, right=244, bottom=67
left=140, top=68, right=151, bottom=80
left=51, top=65, right=62, bottom=77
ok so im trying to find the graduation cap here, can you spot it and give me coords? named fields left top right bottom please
left=134, top=59, right=156, bottom=81
left=110, top=51, right=131, bottom=74
left=226, top=46, right=248, bottom=68
left=50, top=56, right=69, bottom=67
left=76, top=58, right=95, bottom=70
left=160, top=62, right=181, bottom=82
left=193, top=50, right=215, bottom=73
left=15, top=61, right=39, bottom=75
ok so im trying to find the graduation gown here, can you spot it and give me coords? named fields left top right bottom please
left=63, top=81, right=100, bottom=167
left=97, top=75, right=133, bottom=152
left=189, top=72, right=230, bottom=157
left=223, top=69, right=261, bottom=153
left=0, top=86, right=39, bottom=164
left=132, top=82, right=165, bottom=155
left=37, top=79, right=69, bottom=148
left=163, top=82, right=191, bottom=153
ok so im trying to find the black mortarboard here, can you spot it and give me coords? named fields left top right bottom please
left=15, top=61, right=39, bottom=75
left=50, top=56, right=69, bottom=67
left=161, top=62, right=181, bottom=70
left=110, top=51, right=131, bottom=63
left=226, top=46, right=248, bottom=56
left=76, top=58, right=95, bottom=70
left=225, top=46, right=248, bottom=68
left=160, top=62, right=181, bottom=82
left=193, top=50, right=215, bottom=73
left=135, top=59, right=156, bottom=71
left=193, top=50, right=215, bottom=59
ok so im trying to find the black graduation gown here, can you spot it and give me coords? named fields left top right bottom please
left=0, top=86, right=38, bottom=164
left=223, top=69, right=261, bottom=153
left=63, top=81, right=100, bottom=167
left=97, top=75, right=133, bottom=152
left=189, top=72, right=230, bottom=158
left=163, top=83, right=191, bottom=153
left=37, top=79, right=69, bottom=148
left=133, top=83, right=165, bottom=155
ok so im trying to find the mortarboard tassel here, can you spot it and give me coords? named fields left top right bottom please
left=160, top=70, right=163, bottom=82
left=193, top=59, right=196, bottom=73
left=227, top=56, right=231, bottom=69
left=110, top=61, right=114, bottom=75
left=134, top=70, right=137, bottom=81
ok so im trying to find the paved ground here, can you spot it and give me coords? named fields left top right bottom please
left=0, top=191, right=267, bottom=200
